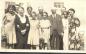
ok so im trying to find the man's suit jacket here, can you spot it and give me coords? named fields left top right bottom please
left=49, top=14, right=63, bottom=35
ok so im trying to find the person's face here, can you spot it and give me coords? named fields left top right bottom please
left=9, top=7, right=14, bottom=14
left=43, top=13, right=47, bottom=18
left=18, top=8, right=24, bottom=16
left=68, top=10, right=74, bottom=16
left=39, top=9, right=43, bottom=14
left=32, top=12, right=36, bottom=18
left=51, top=10, right=56, bottom=14
left=75, top=19, right=79, bottom=25
left=63, top=12, right=68, bottom=18
left=27, top=7, right=32, bottom=14
left=61, top=7, right=66, bottom=13
left=9, top=7, right=13, bottom=12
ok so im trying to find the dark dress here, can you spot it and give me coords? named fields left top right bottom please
left=15, top=15, right=30, bottom=49
left=69, top=17, right=81, bottom=50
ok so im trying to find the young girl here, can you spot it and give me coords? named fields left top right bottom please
left=39, top=12, right=51, bottom=49
left=28, top=12, right=40, bottom=49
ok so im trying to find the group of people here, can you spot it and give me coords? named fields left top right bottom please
left=1, top=3, right=80, bottom=50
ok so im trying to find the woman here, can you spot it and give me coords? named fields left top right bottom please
left=27, top=6, right=33, bottom=20
left=62, top=11, right=69, bottom=50
left=15, top=7, right=30, bottom=49
left=68, top=8, right=80, bottom=50
left=2, top=5, right=16, bottom=49
left=27, top=12, right=40, bottom=49
left=39, top=12, right=51, bottom=49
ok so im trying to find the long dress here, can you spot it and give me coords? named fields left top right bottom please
left=15, top=15, right=30, bottom=49
left=3, top=13, right=16, bottom=44
left=39, top=19, right=51, bottom=43
left=27, top=19, right=40, bottom=45
left=62, top=18, right=69, bottom=50
left=69, top=17, right=80, bottom=50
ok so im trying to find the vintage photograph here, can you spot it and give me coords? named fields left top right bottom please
left=0, top=0, right=86, bottom=51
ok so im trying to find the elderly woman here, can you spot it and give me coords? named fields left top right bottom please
left=15, top=7, right=30, bottom=49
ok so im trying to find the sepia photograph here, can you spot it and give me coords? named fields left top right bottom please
left=0, top=0, right=86, bottom=52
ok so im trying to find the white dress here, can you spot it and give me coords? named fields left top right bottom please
left=4, top=13, right=16, bottom=44
left=27, top=19, right=40, bottom=45
left=39, top=19, right=51, bottom=43
left=62, top=18, right=69, bottom=50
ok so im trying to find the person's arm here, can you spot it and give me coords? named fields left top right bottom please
left=25, top=15, right=30, bottom=32
left=58, top=15, right=64, bottom=36
left=3, top=16, right=7, bottom=25
left=48, top=16, right=53, bottom=36
left=14, top=15, right=21, bottom=32
left=74, top=18, right=80, bottom=27
left=1, top=16, right=6, bottom=36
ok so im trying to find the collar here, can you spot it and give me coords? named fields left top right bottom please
left=17, top=14, right=25, bottom=19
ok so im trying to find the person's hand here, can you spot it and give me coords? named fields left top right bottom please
left=26, top=23, right=29, bottom=27
left=17, top=25, right=19, bottom=28
left=21, top=29, right=26, bottom=35
left=60, top=32, right=64, bottom=37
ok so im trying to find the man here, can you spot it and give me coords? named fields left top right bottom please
left=61, top=7, right=66, bottom=15
left=37, top=7, right=44, bottom=20
left=37, top=7, right=45, bottom=49
left=49, top=8, right=63, bottom=50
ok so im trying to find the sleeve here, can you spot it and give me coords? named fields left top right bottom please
left=1, top=15, right=7, bottom=36
left=14, top=15, right=21, bottom=32
left=25, top=15, right=30, bottom=32
left=74, top=18, right=80, bottom=27
left=3, top=16, right=7, bottom=25
left=58, top=15, right=64, bottom=33
left=48, top=16, right=52, bottom=23
left=49, top=20, right=51, bottom=27
left=37, top=20, right=40, bottom=29
left=47, top=17, right=51, bottom=27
